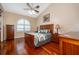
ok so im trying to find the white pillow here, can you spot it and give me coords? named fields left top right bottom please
left=38, top=29, right=49, bottom=33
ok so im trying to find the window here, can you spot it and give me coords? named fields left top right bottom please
left=17, top=19, right=31, bottom=32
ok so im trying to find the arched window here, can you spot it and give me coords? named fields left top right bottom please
left=17, top=19, right=31, bottom=32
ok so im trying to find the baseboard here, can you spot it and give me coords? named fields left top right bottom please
left=15, top=37, right=24, bottom=39
left=1, top=37, right=25, bottom=42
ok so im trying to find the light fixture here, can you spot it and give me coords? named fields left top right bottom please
left=55, top=24, right=60, bottom=34
left=28, top=10, right=37, bottom=15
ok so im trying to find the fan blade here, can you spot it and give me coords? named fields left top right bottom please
left=35, top=5, right=40, bottom=8
left=33, top=5, right=40, bottom=9
left=26, top=3, right=32, bottom=9
left=34, top=10, right=39, bottom=13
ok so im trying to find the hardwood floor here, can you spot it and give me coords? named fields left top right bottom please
left=0, top=42, right=1, bottom=55
left=41, top=42, right=60, bottom=54
left=0, top=38, right=59, bottom=55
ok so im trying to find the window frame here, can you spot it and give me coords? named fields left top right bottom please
left=16, top=19, right=31, bottom=32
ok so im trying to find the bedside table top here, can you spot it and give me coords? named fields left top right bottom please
left=59, top=33, right=79, bottom=40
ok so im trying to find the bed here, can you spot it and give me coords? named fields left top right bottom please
left=34, top=32, right=51, bottom=47
left=25, top=24, right=53, bottom=48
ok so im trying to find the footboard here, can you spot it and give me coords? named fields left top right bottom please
left=25, top=33, right=34, bottom=48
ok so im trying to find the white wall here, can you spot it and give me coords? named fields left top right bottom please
left=37, top=3, right=79, bottom=34
left=0, top=17, right=3, bottom=42
left=4, top=11, right=38, bottom=39
left=0, top=15, right=4, bottom=42
left=0, top=4, right=4, bottom=42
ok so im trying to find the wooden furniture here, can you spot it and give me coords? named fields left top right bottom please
left=25, top=24, right=54, bottom=48
left=59, top=34, right=79, bottom=55
left=40, top=24, right=54, bottom=42
left=52, top=33, right=59, bottom=44
left=52, top=24, right=60, bottom=44
left=6, top=25, right=14, bottom=41
left=40, top=24, right=53, bottom=34
left=25, top=33, right=34, bottom=48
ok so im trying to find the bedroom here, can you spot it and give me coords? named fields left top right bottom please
left=0, top=3, right=79, bottom=55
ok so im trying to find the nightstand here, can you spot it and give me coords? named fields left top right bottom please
left=52, top=33, right=59, bottom=44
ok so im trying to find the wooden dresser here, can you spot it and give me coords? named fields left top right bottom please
left=6, top=25, right=14, bottom=41
left=59, top=34, right=79, bottom=55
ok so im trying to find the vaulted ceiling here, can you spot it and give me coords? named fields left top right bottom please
left=1, top=3, right=51, bottom=18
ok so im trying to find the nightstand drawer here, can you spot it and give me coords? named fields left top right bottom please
left=52, top=33, right=59, bottom=44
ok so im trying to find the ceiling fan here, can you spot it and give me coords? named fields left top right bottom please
left=24, top=3, right=40, bottom=14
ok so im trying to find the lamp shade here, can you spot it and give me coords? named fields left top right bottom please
left=55, top=24, right=60, bottom=29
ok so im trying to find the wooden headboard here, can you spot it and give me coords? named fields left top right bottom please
left=40, top=24, right=54, bottom=34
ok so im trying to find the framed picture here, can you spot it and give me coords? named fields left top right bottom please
left=43, top=13, right=50, bottom=23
